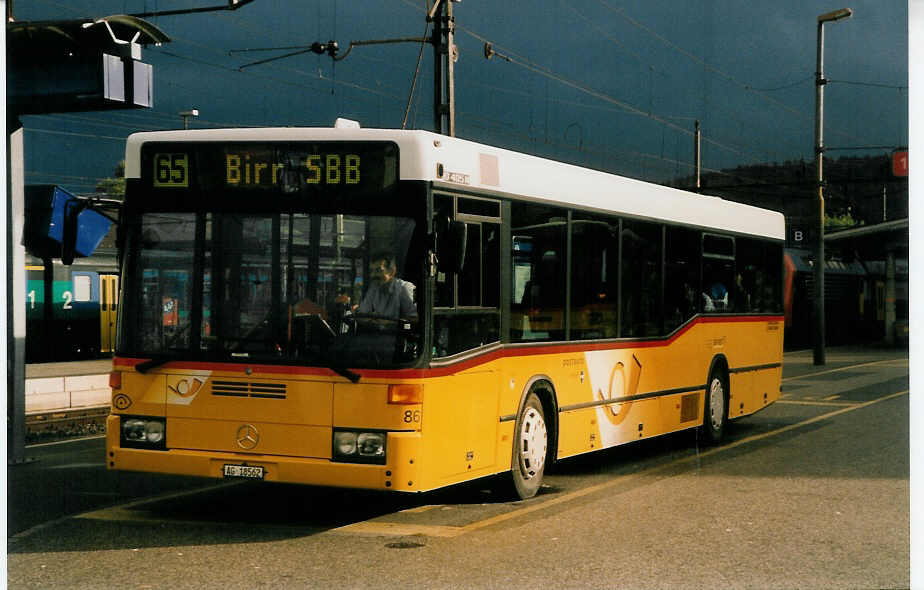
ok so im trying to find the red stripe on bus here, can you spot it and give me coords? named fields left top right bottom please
left=114, top=315, right=783, bottom=380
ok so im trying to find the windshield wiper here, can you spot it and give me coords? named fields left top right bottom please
left=329, top=363, right=361, bottom=384
left=300, top=349, right=360, bottom=383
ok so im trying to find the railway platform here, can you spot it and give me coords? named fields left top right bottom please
left=25, top=359, right=113, bottom=413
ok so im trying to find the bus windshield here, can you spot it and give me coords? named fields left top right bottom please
left=121, top=210, right=423, bottom=370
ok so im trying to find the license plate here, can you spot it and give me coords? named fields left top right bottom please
left=223, top=464, right=264, bottom=479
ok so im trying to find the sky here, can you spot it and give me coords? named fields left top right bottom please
left=12, top=0, right=910, bottom=193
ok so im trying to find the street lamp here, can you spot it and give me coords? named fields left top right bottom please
left=813, top=7, right=852, bottom=366
left=179, top=109, right=199, bottom=129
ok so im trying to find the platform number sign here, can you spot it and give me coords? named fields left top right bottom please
left=153, top=153, right=189, bottom=188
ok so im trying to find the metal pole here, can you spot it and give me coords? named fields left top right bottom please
left=430, top=0, right=456, bottom=137
left=431, top=1, right=443, bottom=134
left=7, top=118, right=29, bottom=465
left=694, top=119, right=701, bottom=190
left=813, top=21, right=826, bottom=365
left=884, top=249, right=896, bottom=346
left=445, top=0, right=455, bottom=137
left=882, top=186, right=887, bottom=222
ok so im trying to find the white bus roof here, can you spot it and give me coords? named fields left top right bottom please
left=125, top=126, right=785, bottom=241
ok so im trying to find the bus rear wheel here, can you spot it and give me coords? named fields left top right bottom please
left=699, top=366, right=728, bottom=444
left=508, top=392, right=548, bottom=499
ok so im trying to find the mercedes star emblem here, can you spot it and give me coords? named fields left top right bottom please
left=235, top=424, right=260, bottom=450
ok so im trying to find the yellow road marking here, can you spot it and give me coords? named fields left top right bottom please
left=76, top=481, right=244, bottom=522
left=782, top=358, right=907, bottom=382
left=332, top=522, right=461, bottom=538
left=63, top=390, right=909, bottom=539
left=336, top=389, right=909, bottom=539
left=777, top=399, right=856, bottom=407
left=400, top=505, right=442, bottom=514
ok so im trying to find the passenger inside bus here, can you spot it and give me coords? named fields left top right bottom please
left=703, top=281, right=729, bottom=312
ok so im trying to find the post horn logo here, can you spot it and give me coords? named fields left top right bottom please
left=235, top=424, right=260, bottom=450
left=113, top=393, right=132, bottom=410
left=595, top=354, right=642, bottom=426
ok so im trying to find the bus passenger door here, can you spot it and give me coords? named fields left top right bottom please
left=428, top=194, right=503, bottom=480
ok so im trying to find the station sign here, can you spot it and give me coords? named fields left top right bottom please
left=892, top=150, right=908, bottom=177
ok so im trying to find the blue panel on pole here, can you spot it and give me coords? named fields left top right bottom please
left=26, top=185, right=112, bottom=258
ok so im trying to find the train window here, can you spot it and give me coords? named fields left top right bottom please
left=73, top=275, right=92, bottom=302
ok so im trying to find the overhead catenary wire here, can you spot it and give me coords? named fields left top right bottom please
left=595, top=0, right=877, bottom=146
left=477, top=36, right=767, bottom=164
left=402, top=16, right=431, bottom=129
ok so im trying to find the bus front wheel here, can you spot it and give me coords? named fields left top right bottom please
left=699, top=366, right=728, bottom=444
left=508, top=392, right=548, bottom=499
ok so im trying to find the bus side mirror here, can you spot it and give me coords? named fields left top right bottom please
left=435, top=218, right=467, bottom=274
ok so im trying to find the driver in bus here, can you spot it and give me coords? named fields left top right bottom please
left=355, top=253, right=417, bottom=320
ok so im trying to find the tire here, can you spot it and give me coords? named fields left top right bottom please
left=508, top=392, right=548, bottom=499
left=699, top=366, right=728, bottom=444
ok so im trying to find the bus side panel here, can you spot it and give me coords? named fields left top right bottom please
left=556, top=409, right=597, bottom=458
left=725, top=318, right=784, bottom=419
left=730, top=365, right=782, bottom=419
left=729, top=372, right=754, bottom=418
left=582, top=341, right=704, bottom=454
left=419, top=369, right=500, bottom=490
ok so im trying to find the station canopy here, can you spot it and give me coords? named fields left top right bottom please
left=7, top=15, right=170, bottom=114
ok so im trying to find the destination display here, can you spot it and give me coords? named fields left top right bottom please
left=141, top=141, right=399, bottom=196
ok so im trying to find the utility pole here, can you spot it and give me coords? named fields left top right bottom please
left=429, top=0, right=456, bottom=137
left=694, top=120, right=701, bottom=190
left=234, top=0, right=459, bottom=137
left=812, top=7, right=852, bottom=366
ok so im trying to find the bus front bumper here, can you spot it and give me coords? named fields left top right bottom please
left=106, top=417, right=422, bottom=492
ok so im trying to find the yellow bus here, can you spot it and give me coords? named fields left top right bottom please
left=107, top=122, right=784, bottom=499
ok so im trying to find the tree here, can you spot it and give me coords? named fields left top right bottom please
left=95, top=160, right=125, bottom=196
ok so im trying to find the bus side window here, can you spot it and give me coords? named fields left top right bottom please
left=510, top=202, right=566, bottom=342
left=702, top=234, right=735, bottom=313
left=665, top=226, right=700, bottom=331
left=432, top=195, right=501, bottom=357
left=736, top=238, right=783, bottom=314
left=620, top=220, right=662, bottom=337
left=570, top=213, right=618, bottom=340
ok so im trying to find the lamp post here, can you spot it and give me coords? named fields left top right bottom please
left=179, top=108, right=199, bottom=129
left=813, top=7, right=852, bottom=366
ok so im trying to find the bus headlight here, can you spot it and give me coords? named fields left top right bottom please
left=121, top=417, right=167, bottom=449
left=333, top=431, right=357, bottom=456
left=332, top=429, right=386, bottom=464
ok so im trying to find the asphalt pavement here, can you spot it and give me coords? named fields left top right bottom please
left=6, top=345, right=912, bottom=589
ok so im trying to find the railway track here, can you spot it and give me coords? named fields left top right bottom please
left=26, top=406, right=110, bottom=444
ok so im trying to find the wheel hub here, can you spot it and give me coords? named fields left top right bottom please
left=518, top=407, right=548, bottom=478
left=709, top=377, right=725, bottom=430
